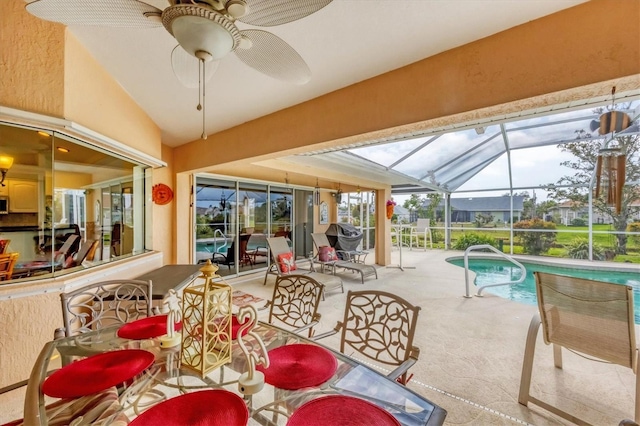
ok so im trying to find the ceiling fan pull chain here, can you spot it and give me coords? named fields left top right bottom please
left=201, top=59, right=207, bottom=140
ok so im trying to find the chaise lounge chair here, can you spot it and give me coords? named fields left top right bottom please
left=263, top=236, right=343, bottom=299
left=311, top=233, right=377, bottom=284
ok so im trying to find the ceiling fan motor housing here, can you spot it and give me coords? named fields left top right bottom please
left=162, top=5, right=241, bottom=61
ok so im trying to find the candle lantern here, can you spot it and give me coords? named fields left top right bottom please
left=180, top=260, right=232, bottom=377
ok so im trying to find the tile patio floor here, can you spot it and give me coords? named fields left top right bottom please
left=1, top=249, right=636, bottom=425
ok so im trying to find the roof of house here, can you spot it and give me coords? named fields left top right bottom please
left=428, top=196, right=526, bottom=211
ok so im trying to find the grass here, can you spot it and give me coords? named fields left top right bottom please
left=398, top=223, right=640, bottom=263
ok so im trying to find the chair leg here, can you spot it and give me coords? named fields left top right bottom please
left=518, top=313, right=541, bottom=406
left=636, top=358, right=640, bottom=422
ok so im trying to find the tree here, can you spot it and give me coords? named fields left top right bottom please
left=547, top=108, right=640, bottom=254
left=402, top=192, right=442, bottom=222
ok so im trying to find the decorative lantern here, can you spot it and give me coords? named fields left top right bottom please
left=180, top=260, right=232, bottom=377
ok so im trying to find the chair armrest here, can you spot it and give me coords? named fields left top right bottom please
left=386, top=346, right=420, bottom=382
left=312, top=321, right=343, bottom=340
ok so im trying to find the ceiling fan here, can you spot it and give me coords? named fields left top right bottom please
left=25, top=0, right=333, bottom=138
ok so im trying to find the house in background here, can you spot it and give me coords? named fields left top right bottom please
left=552, top=199, right=640, bottom=225
left=432, top=196, right=526, bottom=224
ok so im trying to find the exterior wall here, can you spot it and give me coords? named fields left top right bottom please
left=153, top=145, right=176, bottom=264
left=0, top=0, right=65, bottom=116
left=0, top=0, right=170, bottom=391
left=63, top=33, right=162, bottom=160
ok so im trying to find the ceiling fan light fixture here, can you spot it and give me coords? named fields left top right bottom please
left=163, top=5, right=241, bottom=61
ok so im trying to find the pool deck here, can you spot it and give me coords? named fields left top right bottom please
left=234, top=249, right=638, bottom=425
left=1, top=249, right=637, bottom=424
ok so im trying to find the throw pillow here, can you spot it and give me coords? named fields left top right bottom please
left=277, top=252, right=297, bottom=273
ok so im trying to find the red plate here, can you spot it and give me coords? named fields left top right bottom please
left=117, top=315, right=182, bottom=340
left=257, top=344, right=337, bottom=390
left=129, top=390, right=248, bottom=426
left=288, top=395, right=401, bottom=426
left=42, top=349, right=155, bottom=398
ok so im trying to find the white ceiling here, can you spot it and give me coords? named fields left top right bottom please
left=61, top=0, right=588, bottom=147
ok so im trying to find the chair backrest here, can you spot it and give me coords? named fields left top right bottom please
left=415, top=218, right=430, bottom=232
left=268, top=275, right=323, bottom=336
left=339, top=290, right=421, bottom=367
left=66, top=239, right=98, bottom=268
left=0, top=239, right=10, bottom=254
left=535, top=271, right=636, bottom=370
left=266, top=237, right=294, bottom=274
left=60, top=279, right=153, bottom=337
left=0, top=252, right=19, bottom=281
left=55, top=234, right=80, bottom=261
left=311, top=233, right=331, bottom=250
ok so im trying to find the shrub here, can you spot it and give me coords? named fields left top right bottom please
left=570, top=217, right=587, bottom=227
left=452, top=233, right=498, bottom=251
left=513, top=219, right=557, bottom=255
left=629, top=222, right=640, bottom=247
left=566, top=238, right=604, bottom=260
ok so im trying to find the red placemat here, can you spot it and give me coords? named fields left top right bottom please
left=117, top=315, right=182, bottom=340
left=287, top=395, right=401, bottom=426
left=256, top=344, right=337, bottom=390
left=42, top=349, right=155, bottom=398
left=129, top=390, right=248, bottom=426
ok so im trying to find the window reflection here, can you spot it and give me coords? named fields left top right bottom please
left=0, top=121, right=150, bottom=283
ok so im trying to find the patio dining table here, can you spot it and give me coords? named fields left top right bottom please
left=24, top=320, right=446, bottom=425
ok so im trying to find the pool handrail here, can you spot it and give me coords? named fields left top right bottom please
left=463, top=244, right=526, bottom=297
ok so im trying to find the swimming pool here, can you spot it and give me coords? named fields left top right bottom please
left=446, top=257, right=640, bottom=323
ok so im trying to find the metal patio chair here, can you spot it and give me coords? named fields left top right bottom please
left=315, top=290, right=421, bottom=385
left=266, top=274, right=324, bottom=337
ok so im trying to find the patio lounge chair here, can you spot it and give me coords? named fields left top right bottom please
left=263, top=236, right=343, bottom=299
left=519, top=271, right=639, bottom=423
left=311, top=233, right=377, bottom=284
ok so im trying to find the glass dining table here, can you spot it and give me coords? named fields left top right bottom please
left=25, top=321, right=447, bottom=425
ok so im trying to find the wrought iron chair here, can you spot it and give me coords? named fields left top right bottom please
left=59, top=279, right=154, bottom=337
left=519, top=271, right=639, bottom=424
left=267, top=274, right=324, bottom=337
left=315, top=290, right=421, bottom=385
left=263, top=237, right=343, bottom=300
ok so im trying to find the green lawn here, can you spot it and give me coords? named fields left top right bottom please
left=398, top=223, right=640, bottom=263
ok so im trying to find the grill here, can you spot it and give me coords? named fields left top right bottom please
left=325, top=223, right=363, bottom=260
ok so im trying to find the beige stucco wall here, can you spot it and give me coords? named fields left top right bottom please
left=0, top=0, right=171, bottom=391
left=152, top=144, right=176, bottom=264
left=0, top=0, right=65, bottom=116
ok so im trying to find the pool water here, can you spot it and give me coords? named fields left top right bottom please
left=447, top=257, right=640, bottom=323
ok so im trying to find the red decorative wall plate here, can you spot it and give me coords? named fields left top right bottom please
left=152, top=184, right=173, bottom=205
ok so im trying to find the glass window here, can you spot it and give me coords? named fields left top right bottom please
left=0, top=121, right=151, bottom=283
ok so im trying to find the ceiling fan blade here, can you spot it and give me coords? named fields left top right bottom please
left=234, top=30, right=310, bottom=85
left=171, top=45, right=219, bottom=89
left=237, top=0, right=332, bottom=27
left=25, top=0, right=162, bottom=27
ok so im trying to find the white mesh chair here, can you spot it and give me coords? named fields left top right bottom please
left=409, top=218, right=433, bottom=249
left=519, top=271, right=639, bottom=423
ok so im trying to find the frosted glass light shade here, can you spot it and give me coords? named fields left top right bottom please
left=171, top=15, right=234, bottom=61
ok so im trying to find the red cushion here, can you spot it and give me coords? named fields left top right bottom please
left=277, top=252, right=297, bottom=273
left=117, top=315, right=182, bottom=340
left=42, top=349, right=155, bottom=398
left=129, top=390, right=248, bottom=426
left=288, top=395, right=401, bottom=426
left=256, top=344, right=337, bottom=390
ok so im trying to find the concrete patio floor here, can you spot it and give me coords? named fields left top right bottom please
left=232, top=249, right=637, bottom=425
left=1, top=249, right=636, bottom=425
